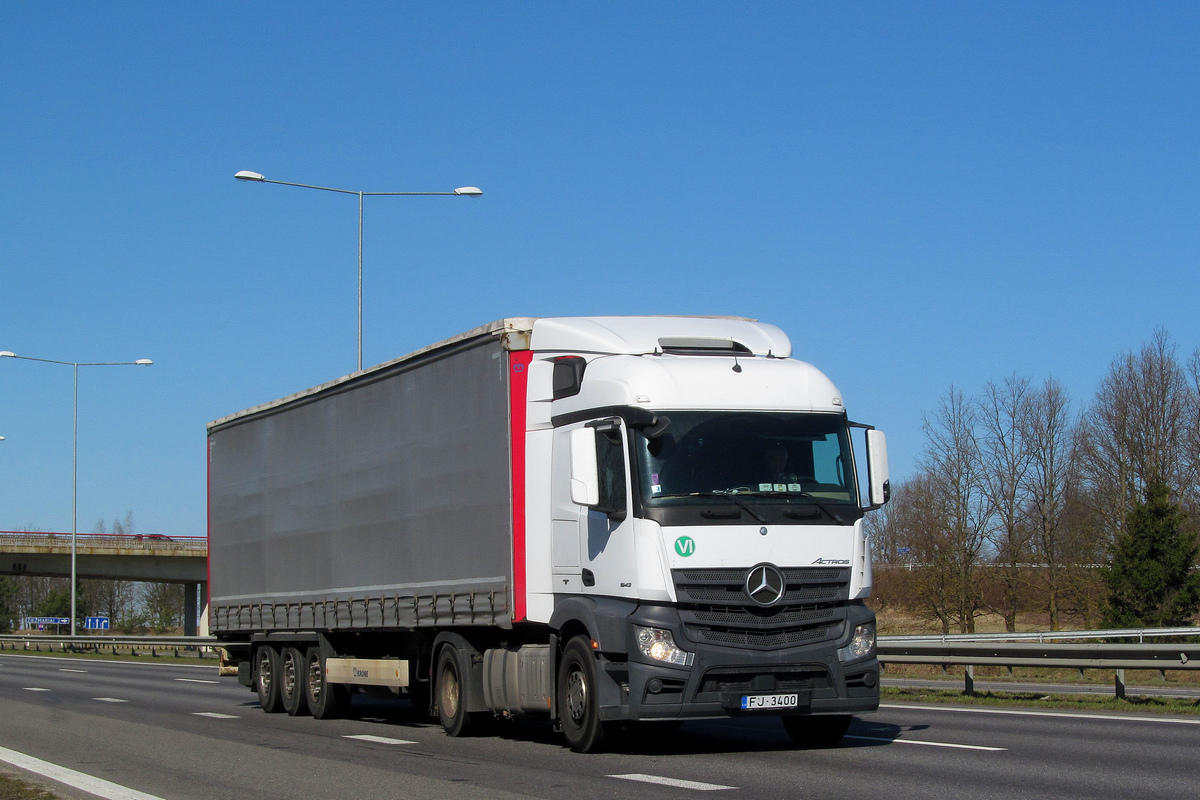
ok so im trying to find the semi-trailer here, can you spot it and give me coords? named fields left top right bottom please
left=208, top=315, right=890, bottom=752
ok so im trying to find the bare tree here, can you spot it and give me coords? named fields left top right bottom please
left=142, top=582, right=184, bottom=633
left=977, top=375, right=1034, bottom=631
left=1078, top=330, right=1193, bottom=541
left=921, top=387, right=990, bottom=632
left=1021, top=377, right=1076, bottom=629
left=888, top=473, right=957, bottom=633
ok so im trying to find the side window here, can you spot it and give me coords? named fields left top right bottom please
left=595, top=428, right=627, bottom=514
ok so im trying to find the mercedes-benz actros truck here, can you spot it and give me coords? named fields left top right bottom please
left=208, top=316, right=890, bottom=752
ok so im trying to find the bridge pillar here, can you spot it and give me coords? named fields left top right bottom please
left=185, top=583, right=199, bottom=636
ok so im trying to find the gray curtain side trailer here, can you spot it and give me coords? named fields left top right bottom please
left=208, top=324, right=523, bottom=722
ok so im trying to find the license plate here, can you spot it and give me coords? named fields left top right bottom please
left=741, top=693, right=799, bottom=710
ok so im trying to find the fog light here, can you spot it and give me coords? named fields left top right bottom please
left=635, top=626, right=693, bottom=667
left=838, top=622, right=876, bottom=663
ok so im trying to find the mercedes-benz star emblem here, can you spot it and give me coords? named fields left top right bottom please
left=745, top=563, right=786, bottom=606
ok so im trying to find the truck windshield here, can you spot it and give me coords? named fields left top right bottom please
left=635, top=411, right=858, bottom=508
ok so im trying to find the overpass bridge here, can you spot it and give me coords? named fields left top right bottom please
left=0, top=531, right=207, bottom=634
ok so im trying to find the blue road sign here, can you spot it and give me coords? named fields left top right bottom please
left=25, top=616, right=70, bottom=626
left=84, top=616, right=110, bottom=631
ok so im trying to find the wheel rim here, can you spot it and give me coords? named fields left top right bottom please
left=258, top=650, right=272, bottom=695
left=282, top=652, right=296, bottom=698
left=307, top=656, right=323, bottom=703
left=565, top=665, right=587, bottom=724
left=440, top=664, right=460, bottom=719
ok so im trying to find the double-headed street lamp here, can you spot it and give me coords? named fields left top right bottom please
left=0, top=351, right=152, bottom=636
left=234, top=171, right=482, bottom=373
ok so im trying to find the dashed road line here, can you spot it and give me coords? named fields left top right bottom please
left=22, top=688, right=50, bottom=692
left=193, top=712, right=239, bottom=719
left=173, top=678, right=219, bottom=684
left=844, top=734, right=1006, bottom=751
left=0, top=743, right=167, bottom=800
left=343, top=734, right=417, bottom=745
left=93, top=698, right=128, bottom=703
left=59, top=669, right=87, bottom=673
left=610, top=774, right=736, bottom=791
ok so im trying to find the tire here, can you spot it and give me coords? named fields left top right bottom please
left=279, top=646, right=310, bottom=716
left=255, top=645, right=284, bottom=713
left=436, top=645, right=491, bottom=737
left=557, top=636, right=612, bottom=753
left=782, top=714, right=852, bottom=748
left=304, top=646, right=348, bottom=719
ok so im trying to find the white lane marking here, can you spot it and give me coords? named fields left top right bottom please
left=193, top=712, right=239, bottom=719
left=93, top=698, right=128, bottom=703
left=610, top=774, right=736, bottom=791
left=23, top=688, right=51, bottom=692
left=882, top=703, right=1200, bottom=726
left=0, top=743, right=167, bottom=800
left=343, top=734, right=417, bottom=745
left=844, top=734, right=1006, bottom=751
left=173, top=678, right=219, bottom=684
left=60, top=669, right=87, bottom=673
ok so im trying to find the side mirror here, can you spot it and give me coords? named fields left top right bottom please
left=866, top=429, right=890, bottom=508
left=569, top=427, right=600, bottom=506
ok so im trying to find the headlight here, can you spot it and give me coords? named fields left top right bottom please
left=838, top=622, right=876, bottom=663
left=635, top=625, right=693, bottom=666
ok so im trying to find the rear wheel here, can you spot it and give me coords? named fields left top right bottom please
left=280, top=646, right=310, bottom=716
left=303, top=646, right=348, bottom=719
left=436, top=645, right=490, bottom=736
left=782, top=714, right=851, bottom=748
left=255, top=645, right=283, bottom=713
left=557, top=637, right=612, bottom=753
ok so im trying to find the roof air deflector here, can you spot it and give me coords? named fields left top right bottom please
left=657, top=336, right=752, bottom=355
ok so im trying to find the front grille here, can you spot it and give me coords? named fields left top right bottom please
left=672, top=566, right=850, bottom=652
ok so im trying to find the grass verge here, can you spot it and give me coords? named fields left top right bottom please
left=0, top=773, right=60, bottom=800
left=882, top=686, right=1200, bottom=715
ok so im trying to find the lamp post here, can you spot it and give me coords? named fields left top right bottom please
left=234, top=171, right=482, bottom=373
left=0, top=351, right=152, bottom=636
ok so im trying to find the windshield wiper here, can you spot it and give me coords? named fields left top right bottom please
left=770, top=491, right=845, bottom=523
left=659, top=491, right=769, bottom=523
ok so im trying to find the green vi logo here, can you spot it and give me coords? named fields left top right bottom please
left=674, top=536, right=696, bottom=557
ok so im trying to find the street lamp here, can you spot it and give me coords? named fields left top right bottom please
left=234, top=171, right=482, bottom=372
left=0, top=351, right=152, bottom=636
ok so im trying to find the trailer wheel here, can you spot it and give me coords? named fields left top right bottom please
left=782, top=714, right=851, bottom=748
left=255, top=645, right=284, bottom=713
left=280, top=646, right=310, bottom=716
left=435, top=646, right=490, bottom=736
left=304, top=646, right=348, bottom=719
left=557, top=637, right=611, bottom=753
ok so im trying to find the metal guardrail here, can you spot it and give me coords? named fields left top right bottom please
left=0, top=532, right=207, bottom=554
left=0, top=634, right=219, bottom=657
left=880, top=626, right=1200, bottom=644
left=877, top=632, right=1200, bottom=699
left=4, top=629, right=1199, bottom=699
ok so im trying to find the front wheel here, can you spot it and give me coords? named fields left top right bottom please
left=557, top=637, right=612, bottom=753
left=782, top=714, right=852, bottom=748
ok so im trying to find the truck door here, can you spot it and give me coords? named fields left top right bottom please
left=551, top=419, right=638, bottom=599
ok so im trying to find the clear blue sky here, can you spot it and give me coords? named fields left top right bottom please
left=1, top=2, right=1197, bottom=536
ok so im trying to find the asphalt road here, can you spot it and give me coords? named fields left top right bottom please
left=0, top=653, right=1197, bottom=800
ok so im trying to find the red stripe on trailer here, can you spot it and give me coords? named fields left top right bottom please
left=508, top=350, right=533, bottom=623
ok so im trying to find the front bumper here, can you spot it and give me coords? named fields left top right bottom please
left=592, top=602, right=879, bottom=722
